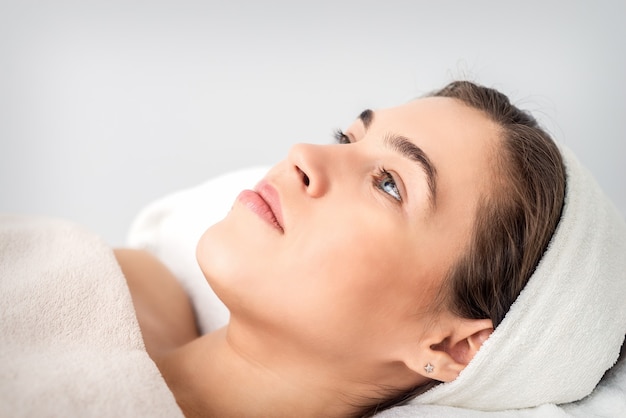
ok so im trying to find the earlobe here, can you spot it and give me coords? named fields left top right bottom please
left=403, top=317, right=493, bottom=383
left=403, top=346, right=465, bottom=383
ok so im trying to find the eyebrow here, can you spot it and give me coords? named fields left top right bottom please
left=358, top=109, right=374, bottom=130
left=358, top=109, right=438, bottom=208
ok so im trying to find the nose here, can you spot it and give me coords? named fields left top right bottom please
left=287, top=143, right=331, bottom=198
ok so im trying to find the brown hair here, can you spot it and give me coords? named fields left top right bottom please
left=360, top=81, right=566, bottom=417
left=434, top=81, right=565, bottom=327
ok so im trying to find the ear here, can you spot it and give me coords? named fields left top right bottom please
left=403, top=317, right=493, bottom=383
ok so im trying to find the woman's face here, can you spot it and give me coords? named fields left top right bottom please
left=197, top=97, right=499, bottom=364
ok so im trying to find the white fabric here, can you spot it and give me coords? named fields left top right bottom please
left=127, top=150, right=626, bottom=417
left=411, top=146, right=626, bottom=410
left=0, top=215, right=183, bottom=418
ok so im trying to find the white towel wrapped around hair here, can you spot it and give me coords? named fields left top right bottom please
left=411, top=145, right=626, bottom=409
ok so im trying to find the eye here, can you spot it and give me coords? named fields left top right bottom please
left=373, top=168, right=402, bottom=202
left=333, top=129, right=351, bottom=144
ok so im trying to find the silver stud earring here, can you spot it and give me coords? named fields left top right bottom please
left=424, top=363, right=434, bottom=373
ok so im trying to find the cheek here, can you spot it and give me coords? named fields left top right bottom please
left=275, top=221, right=437, bottom=353
left=197, top=200, right=441, bottom=357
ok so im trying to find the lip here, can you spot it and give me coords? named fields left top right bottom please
left=236, top=180, right=284, bottom=233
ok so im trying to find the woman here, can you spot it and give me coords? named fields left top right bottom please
left=115, top=81, right=625, bottom=417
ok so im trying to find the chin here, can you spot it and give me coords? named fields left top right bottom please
left=196, top=211, right=269, bottom=306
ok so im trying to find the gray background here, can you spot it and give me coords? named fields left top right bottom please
left=1, top=0, right=624, bottom=245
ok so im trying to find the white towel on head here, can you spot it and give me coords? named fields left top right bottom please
left=411, top=145, right=626, bottom=410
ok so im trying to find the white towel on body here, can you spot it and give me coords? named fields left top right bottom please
left=0, top=215, right=183, bottom=417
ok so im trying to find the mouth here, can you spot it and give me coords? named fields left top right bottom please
left=236, top=180, right=284, bottom=233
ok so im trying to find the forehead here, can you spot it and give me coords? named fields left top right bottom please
left=374, top=96, right=497, bottom=144
left=367, top=96, right=500, bottom=221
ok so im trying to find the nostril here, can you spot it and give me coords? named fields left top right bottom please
left=296, top=166, right=310, bottom=187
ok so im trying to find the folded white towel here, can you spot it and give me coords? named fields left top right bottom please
left=0, top=215, right=183, bottom=417
left=412, top=145, right=626, bottom=410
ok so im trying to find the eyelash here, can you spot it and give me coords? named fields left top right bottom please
left=333, top=129, right=403, bottom=203
left=373, top=167, right=402, bottom=202
left=333, top=129, right=351, bottom=144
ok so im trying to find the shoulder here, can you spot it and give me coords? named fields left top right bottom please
left=114, top=249, right=200, bottom=360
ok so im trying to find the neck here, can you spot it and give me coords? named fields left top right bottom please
left=158, top=328, right=359, bottom=418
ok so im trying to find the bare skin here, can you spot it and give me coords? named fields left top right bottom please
left=115, top=96, right=499, bottom=417
left=116, top=249, right=364, bottom=417
left=114, top=249, right=199, bottom=360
